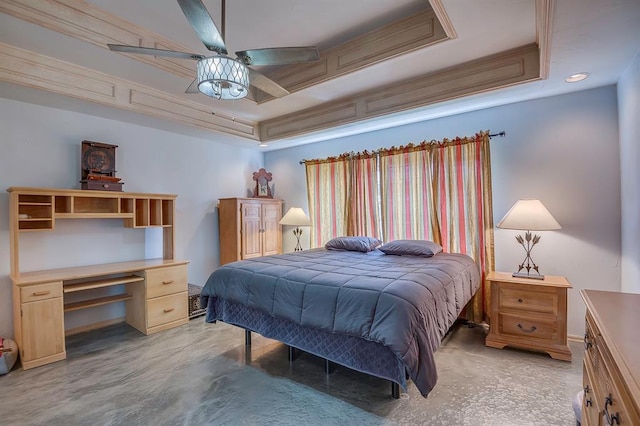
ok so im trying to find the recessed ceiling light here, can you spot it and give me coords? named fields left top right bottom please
left=258, top=142, right=268, bottom=147
left=565, top=72, right=589, bottom=83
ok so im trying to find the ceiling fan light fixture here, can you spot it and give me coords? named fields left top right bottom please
left=197, top=55, right=249, bottom=99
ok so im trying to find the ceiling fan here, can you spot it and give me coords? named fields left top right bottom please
left=108, top=0, right=320, bottom=100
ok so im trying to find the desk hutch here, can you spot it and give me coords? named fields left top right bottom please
left=8, top=187, right=189, bottom=370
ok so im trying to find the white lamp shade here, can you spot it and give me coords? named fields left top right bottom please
left=279, top=207, right=311, bottom=226
left=497, top=199, right=561, bottom=231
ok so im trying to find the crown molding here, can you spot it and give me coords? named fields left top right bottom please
left=427, top=0, right=457, bottom=39
left=0, top=0, right=197, bottom=79
left=255, top=7, right=449, bottom=103
left=0, top=42, right=257, bottom=139
left=536, top=0, right=554, bottom=79
left=259, top=44, right=540, bottom=141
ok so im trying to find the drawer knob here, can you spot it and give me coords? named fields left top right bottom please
left=162, top=280, right=174, bottom=285
left=518, top=298, right=523, bottom=303
left=585, top=398, right=592, bottom=407
left=584, top=333, right=593, bottom=349
left=584, top=385, right=590, bottom=394
left=517, top=323, right=537, bottom=333
left=163, top=308, right=175, bottom=313
left=604, top=394, right=619, bottom=425
left=33, top=290, right=51, bottom=296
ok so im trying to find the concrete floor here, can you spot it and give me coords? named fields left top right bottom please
left=0, top=319, right=583, bottom=425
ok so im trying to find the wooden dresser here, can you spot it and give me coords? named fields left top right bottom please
left=218, top=197, right=282, bottom=265
left=485, top=271, right=572, bottom=361
left=8, top=187, right=189, bottom=370
left=581, top=290, right=640, bottom=426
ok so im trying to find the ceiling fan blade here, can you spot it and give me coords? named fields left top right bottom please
left=236, top=47, right=320, bottom=66
left=248, top=68, right=289, bottom=98
left=185, top=78, right=200, bottom=94
left=108, top=44, right=204, bottom=60
left=177, top=0, right=227, bottom=54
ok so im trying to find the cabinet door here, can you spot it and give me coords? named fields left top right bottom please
left=21, top=298, right=65, bottom=362
left=262, top=202, right=282, bottom=256
left=241, top=203, right=263, bottom=259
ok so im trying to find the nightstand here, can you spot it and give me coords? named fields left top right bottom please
left=485, top=271, right=572, bottom=361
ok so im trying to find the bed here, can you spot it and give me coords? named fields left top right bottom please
left=200, top=245, right=480, bottom=398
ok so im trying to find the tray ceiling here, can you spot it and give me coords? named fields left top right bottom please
left=0, top=0, right=639, bottom=149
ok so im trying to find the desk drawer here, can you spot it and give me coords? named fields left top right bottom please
left=498, top=312, right=557, bottom=341
left=20, top=281, right=62, bottom=302
left=147, top=291, right=187, bottom=328
left=498, top=283, right=558, bottom=315
left=146, top=265, right=187, bottom=298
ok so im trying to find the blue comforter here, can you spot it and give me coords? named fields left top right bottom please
left=201, top=248, right=480, bottom=396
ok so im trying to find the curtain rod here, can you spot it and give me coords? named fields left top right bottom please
left=299, top=131, right=506, bottom=164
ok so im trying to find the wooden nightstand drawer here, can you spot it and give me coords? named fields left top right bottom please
left=20, top=281, right=63, bottom=302
left=147, top=291, right=188, bottom=327
left=498, top=284, right=558, bottom=315
left=146, top=265, right=187, bottom=299
left=497, top=312, right=557, bottom=341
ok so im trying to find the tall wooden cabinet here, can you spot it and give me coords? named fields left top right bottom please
left=218, top=197, right=282, bottom=265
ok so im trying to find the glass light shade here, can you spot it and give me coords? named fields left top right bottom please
left=497, top=199, right=561, bottom=231
left=196, top=55, right=249, bottom=100
left=279, top=207, right=311, bottom=226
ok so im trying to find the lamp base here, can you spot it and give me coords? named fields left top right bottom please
left=512, top=272, right=545, bottom=280
left=293, top=227, right=303, bottom=252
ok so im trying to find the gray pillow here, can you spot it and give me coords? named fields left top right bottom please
left=325, top=236, right=382, bottom=253
left=379, top=239, right=443, bottom=257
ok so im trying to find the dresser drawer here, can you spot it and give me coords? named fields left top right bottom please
left=20, top=281, right=63, bottom=303
left=582, top=361, right=600, bottom=426
left=498, top=283, right=558, bottom=315
left=146, top=265, right=187, bottom=299
left=147, top=291, right=188, bottom=327
left=497, top=312, right=557, bottom=341
left=597, top=334, right=640, bottom=425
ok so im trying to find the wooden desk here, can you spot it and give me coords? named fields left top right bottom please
left=8, top=187, right=189, bottom=370
left=12, top=259, right=189, bottom=370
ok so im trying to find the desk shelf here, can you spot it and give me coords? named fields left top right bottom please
left=64, top=294, right=133, bottom=312
left=64, top=275, right=144, bottom=293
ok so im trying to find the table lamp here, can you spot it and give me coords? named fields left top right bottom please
left=497, top=199, right=561, bottom=279
left=279, top=207, right=311, bottom=252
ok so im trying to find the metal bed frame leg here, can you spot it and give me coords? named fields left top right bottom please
left=391, top=382, right=400, bottom=399
left=288, top=345, right=299, bottom=362
left=324, top=359, right=334, bottom=375
left=245, top=329, right=251, bottom=346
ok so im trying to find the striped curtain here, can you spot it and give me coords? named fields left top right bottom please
left=377, top=131, right=494, bottom=322
left=347, top=153, right=381, bottom=238
left=432, top=133, right=494, bottom=322
left=305, top=156, right=350, bottom=247
left=379, top=146, right=440, bottom=242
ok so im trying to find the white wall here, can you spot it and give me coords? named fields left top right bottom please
left=0, top=98, right=263, bottom=337
left=266, top=86, right=621, bottom=337
left=618, top=49, right=640, bottom=293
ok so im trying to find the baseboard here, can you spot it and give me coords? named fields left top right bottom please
left=65, top=317, right=125, bottom=336
left=567, top=334, right=583, bottom=343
